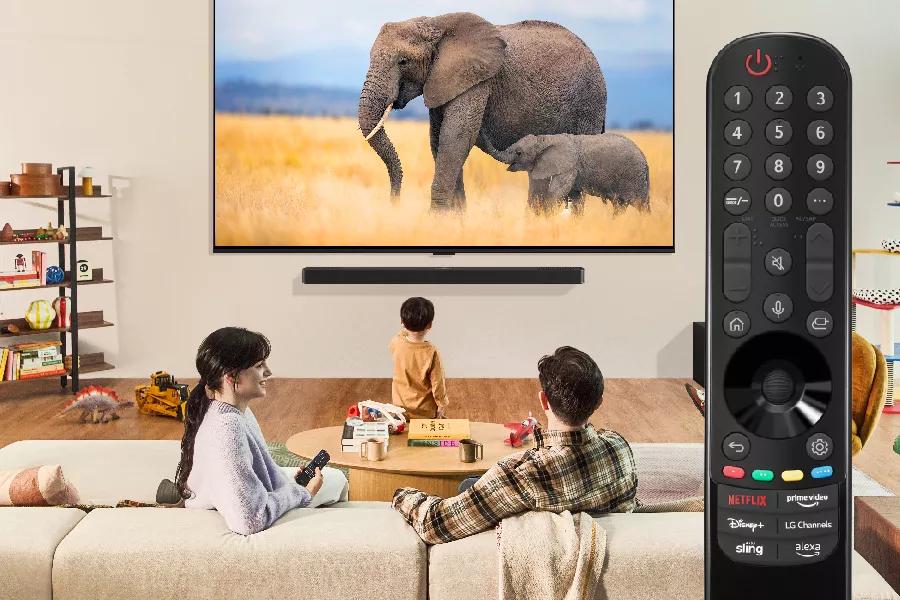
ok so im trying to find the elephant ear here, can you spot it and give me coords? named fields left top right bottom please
left=532, top=138, right=578, bottom=180
left=423, top=13, right=506, bottom=109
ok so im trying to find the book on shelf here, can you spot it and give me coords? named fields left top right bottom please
left=407, top=419, right=471, bottom=441
left=407, top=439, right=460, bottom=447
left=2, top=342, right=65, bottom=381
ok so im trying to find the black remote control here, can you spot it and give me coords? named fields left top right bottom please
left=295, top=449, right=330, bottom=487
left=706, top=33, right=851, bottom=598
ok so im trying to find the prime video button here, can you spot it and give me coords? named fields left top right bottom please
left=779, top=485, right=838, bottom=511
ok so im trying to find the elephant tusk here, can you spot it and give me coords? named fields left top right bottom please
left=364, top=104, right=393, bottom=141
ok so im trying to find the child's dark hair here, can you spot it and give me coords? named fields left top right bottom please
left=537, top=346, right=604, bottom=426
left=401, top=297, right=434, bottom=332
left=174, top=327, right=271, bottom=499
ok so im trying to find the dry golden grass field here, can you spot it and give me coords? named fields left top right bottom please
left=215, top=114, right=673, bottom=247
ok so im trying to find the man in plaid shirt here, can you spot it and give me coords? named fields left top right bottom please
left=392, top=346, right=638, bottom=544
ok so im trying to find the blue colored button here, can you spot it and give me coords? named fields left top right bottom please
left=811, top=465, right=833, bottom=479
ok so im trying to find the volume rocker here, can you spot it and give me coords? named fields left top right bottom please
left=724, top=223, right=752, bottom=302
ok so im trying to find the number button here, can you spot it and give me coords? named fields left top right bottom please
left=725, top=86, right=752, bottom=112
left=807, top=120, right=833, bottom=146
left=724, top=188, right=751, bottom=215
left=808, top=154, right=833, bottom=181
left=808, top=86, right=833, bottom=111
left=765, top=188, right=792, bottom=215
left=766, top=153, right=792, bottom=180
left=724, top=120, right=751, bottom=146
left=766, top=85, right=793, bottom=111
left=807, top=188, right=834, bottom=215
left=765, top=119, right=792, bottom=145
left=725, top=153, right=751, bottom=180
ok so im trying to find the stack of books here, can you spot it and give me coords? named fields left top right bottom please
left=407, top=419, right=471, bottom=447
left=0, top=250, right=46, bottom=289
left=1, top=341, right=66, bottom=381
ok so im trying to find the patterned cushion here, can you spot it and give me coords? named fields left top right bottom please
left=881, top=239, right=900, bottom=253
left=854, top=288, right=900, bottom=306
left=0, top=464, right=80, bottom=506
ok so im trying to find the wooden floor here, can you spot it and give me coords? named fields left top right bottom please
left=1, top=377, right=897, bottom=493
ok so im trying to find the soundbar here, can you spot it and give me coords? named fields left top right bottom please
left=301, top=267, right=584, bottom=285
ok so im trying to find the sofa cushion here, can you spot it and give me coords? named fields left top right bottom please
left=0, top=440, right=347, bottom=506
left=52, top=506, right=426, bottom=600
left=0, top=507, right=84, bottom=600
left=427, top=512, right=898, bottom=600
left=0, top=464, right=80, bottom=506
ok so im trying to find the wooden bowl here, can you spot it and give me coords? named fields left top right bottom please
left=21, top=163, right=52, bottom=175
left=10, top=173, right=62, bottom=196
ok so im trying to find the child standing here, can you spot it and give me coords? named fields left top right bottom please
left=389, top=297, right=449, bottom=420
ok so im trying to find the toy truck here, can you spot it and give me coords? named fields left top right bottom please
left=135, top=371, right=189, bottom=420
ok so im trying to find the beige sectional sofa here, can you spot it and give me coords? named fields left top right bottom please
left=0, top=440, right=896, bottom=600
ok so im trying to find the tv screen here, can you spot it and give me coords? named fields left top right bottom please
left=214, top=1, right=673, bottom=252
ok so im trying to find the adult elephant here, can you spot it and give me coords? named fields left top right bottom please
left=358, top=12, right=606, bottom=212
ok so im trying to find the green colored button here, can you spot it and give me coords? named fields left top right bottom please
left=752, top=469, right=774, bottom=482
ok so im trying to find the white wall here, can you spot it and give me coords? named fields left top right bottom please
left=1, top=0, right=898, bottom=381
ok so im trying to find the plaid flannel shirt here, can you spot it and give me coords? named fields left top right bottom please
left=391, top=424, right=638, bottom=544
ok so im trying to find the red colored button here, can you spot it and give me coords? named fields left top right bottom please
left=723, top=465, right=745, bottom=479
left=745, top=49, right=772, bottom=77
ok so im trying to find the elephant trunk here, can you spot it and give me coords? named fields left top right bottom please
left=358, top=80, right=402, bottom=197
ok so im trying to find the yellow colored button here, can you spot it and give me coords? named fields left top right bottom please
left=781, top=470, right=804, bottom=482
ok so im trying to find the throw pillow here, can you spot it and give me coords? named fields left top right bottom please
left=0, top=464, right=80, bottom=506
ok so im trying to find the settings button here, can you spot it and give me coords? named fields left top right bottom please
left=807, top=432, right=834, bottom=460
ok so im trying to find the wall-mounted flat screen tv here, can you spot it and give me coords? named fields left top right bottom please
left=214, top=1, right=673, bottom=252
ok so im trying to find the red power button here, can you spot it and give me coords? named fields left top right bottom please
left=745, top=49, right=772, bottom=76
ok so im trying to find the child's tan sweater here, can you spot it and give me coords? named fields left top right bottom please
left=388, top=331, right=449, bottom=419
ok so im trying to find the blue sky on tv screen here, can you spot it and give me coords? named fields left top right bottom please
left=215, top=0, right=673, bottom=129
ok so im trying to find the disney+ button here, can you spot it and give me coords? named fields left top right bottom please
left=717, top=512, right=776, bottom=537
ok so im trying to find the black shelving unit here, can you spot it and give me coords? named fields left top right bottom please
left=0, top=166, right=115, bottom=392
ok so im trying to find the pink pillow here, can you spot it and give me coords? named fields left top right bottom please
left=0, top=465, right=80, bottom=506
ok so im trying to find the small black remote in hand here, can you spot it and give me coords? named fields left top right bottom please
left=295, top=449, right=330, bottom=487
left=706, top=33, right=851, bottom=598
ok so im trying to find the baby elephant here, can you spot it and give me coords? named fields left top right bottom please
left=500, top=133, right=650, bottom=215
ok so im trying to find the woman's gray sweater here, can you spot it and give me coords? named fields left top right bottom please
left=185, top=400, right=310, bottom=534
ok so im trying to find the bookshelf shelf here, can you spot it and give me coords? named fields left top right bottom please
left=1, top=167, right=115, bottom=392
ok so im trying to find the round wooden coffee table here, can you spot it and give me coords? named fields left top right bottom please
left=286, top=422, right=525, bottom=501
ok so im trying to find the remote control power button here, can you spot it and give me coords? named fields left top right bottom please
left=806, top=432, right=834, bottom=460
left=722, top=432, right=750, bottom=461
left=765, top=248, right=792, bottom=275
left=723, top=311, right=750, bottom=338
left=806, top=311, right=834, bottom=337
left=745, top=48, right=772, bottom=77
left=764, top=294, right=793, bottom=323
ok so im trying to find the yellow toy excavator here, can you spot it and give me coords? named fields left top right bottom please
left=135, top=371, right=189, bottom=420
